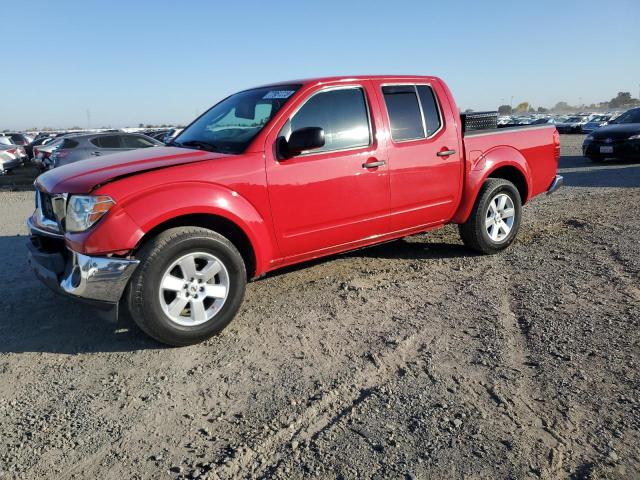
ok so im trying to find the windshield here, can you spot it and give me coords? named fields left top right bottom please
left=174, top=85, right=301, bottom=154
left=610, top=109, right=640, bottom=124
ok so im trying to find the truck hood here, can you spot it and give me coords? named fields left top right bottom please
left=35, top=146, right=229, bottom=193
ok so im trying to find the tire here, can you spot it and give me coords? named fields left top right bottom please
left=458, top=178, right=522, bottom=254
left=127, top=227, right=246, bottom=346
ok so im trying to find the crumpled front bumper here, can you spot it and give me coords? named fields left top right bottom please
left=27, top=222, right=139, bottom=307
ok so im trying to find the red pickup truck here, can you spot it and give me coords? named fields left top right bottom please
left=27, top=75, right=562, bottom=346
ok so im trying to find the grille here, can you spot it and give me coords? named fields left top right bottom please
left=40, top=191, right=56, bottom=221
left=592, top=137, right=628, bottom=144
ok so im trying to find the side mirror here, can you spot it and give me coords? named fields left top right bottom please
left=282, top=127, right=325, bottom=157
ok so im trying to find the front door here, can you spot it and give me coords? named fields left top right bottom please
left=265, top=83, right=390, bottom=260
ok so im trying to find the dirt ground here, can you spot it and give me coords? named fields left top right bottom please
left=0, top=135, right=638, bottom=479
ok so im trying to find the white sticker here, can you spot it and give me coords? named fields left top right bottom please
left=263, top=90, right=295, bottom=99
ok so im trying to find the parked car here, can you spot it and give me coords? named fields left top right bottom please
left=150, top=130, right=171, bottom=142
left=0, top=135, right=15, bottom=146
left=0, top=145, right=27, bottom=174
left=556, top=116, right=588, bottom=133
left=581, top=115, right=611, bottom=133
left=2, top=132, right=33, bottom=146
left=583, top=107, right=640, bottom=162
left=33, top=136, right=68, bottom=170
left=163, top=128, right=183, bottom=144
left=46, top=132, right=164, bottom=168
left=26, top=134, right=57, bottom=159
left=531, top=117, right=554, bottom=125
left=27, top=75, right=562, bottom=346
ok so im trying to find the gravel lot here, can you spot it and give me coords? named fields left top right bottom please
left=1, top=135, right=638, bottom=479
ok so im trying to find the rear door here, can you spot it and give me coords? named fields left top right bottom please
left=265, top=82, right=390, bottom=259
left=371, top=80, right=462, bottom=231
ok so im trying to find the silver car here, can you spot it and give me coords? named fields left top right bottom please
left=48, top=132, right=164, bottom=169
left=0, top=144, right=27, bottom=174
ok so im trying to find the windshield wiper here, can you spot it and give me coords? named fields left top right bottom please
left=174, top=140, right=222, bottom=152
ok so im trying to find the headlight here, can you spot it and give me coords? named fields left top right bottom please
left=629, top=133, right=640, bottom=140
left=65, top=195, right=115, bottom=232
left=585, top=134, right=594, bottom=141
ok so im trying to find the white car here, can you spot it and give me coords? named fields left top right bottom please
left=163, top=128, right=183, bottom=144
left=0, top=144, right=27, bottom=174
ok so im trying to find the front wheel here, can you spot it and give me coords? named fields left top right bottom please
left=127, top=227, right=246, bottom=346
left=458, top=178, right=522, bottom=254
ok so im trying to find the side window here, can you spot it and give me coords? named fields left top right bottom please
left=61, top=139, right=79, bottom=149
left=91, top=135, right=121, bottom=149
left=282, top=87, right=371, bottom=154
left=416, top=85, right=442, bottom=136
left=382, top=86, right=425, bottom=142
left=122, top=135, right=156, bottom=148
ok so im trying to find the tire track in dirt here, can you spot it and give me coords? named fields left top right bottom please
left=218, top=316, right=443, bottom=478
left=498, top=273, right=570, bottom=478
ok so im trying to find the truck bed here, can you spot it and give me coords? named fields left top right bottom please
left=463, top=124, right=559, bottom=199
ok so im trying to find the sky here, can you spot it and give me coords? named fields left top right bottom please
left=2, top=0, right=639, bottom=130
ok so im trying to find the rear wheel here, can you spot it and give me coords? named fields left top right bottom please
left=458, top=178, right=522, bottom=254
left=127, top=227, right=246, bottom=346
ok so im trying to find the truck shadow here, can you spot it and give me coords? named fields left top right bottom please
left=3, top=155, right=637, bottom=354
left=262, top=240, right=471, bottom=280
left=0, top=236, right=161, bottom=354
left=2, top=235, right=470, bottom=354
left=559, top=155, right=640, bottom=188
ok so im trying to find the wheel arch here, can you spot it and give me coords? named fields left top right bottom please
left=136, top=213, right=258, bottom=280
left=452, top=146, right=532, bottom=224
left=110, top=182, right=281, bottom=279
left=487, top=165, right=528, bottom=205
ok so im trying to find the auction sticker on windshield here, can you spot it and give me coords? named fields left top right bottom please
left=263, top=90, right=295, bottom=99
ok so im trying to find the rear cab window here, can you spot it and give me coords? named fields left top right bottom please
left=382, top=84, right=443, bottom=142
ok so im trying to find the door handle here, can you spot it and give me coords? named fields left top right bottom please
left=437, top=149, right=456, bottom=157
left=362, top=160, right=385, bottom=169
left=91, top=152, right=102, bottom=156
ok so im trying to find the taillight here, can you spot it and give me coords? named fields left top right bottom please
left=6, top=148, right=17, bottom=155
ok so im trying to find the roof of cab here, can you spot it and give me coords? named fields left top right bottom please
left=258, top=75, right=441, bottom=88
